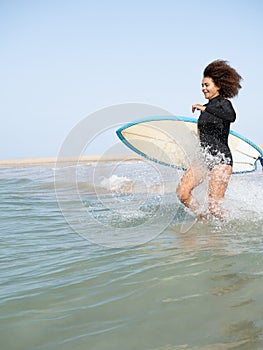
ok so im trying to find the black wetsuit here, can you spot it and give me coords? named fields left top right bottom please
left=197, top=95, right=236, bottom=168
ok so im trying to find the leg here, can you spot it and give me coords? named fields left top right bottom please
left=176, top=164, right=206, bottom=216
left=208, top=164, right=232, bottom=218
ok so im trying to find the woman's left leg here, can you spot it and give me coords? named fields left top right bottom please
left=208, top=164, right=232, bottom=218
left=176, top=163, right=207, bottom=216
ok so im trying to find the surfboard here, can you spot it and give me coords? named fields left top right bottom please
left=116, top=116, right=263, bottom=174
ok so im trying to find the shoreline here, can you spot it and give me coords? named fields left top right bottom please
left=1, top=144, right=262, bottom=168
left=0, top=154, right=143, bottom=167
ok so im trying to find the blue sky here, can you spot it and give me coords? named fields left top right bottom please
left=1, top=0, right=263, bottom=159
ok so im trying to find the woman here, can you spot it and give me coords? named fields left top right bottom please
left=176, top=60, right=242, bottom=219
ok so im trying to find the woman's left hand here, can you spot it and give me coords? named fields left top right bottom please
left=192, top=104, right=206, bottom=113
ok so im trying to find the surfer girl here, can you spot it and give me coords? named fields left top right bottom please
left=176, top=60, right=242, bottom=219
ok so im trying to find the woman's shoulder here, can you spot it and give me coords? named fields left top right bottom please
left=210, top=96, right=233, bottom=108
left=218, top=96, right=232, bottom=104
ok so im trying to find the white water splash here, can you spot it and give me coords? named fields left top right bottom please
left=100, top=174, right=135, bottom=193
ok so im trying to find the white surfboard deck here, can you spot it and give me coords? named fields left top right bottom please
left=116, top=116, right=263, bottom=174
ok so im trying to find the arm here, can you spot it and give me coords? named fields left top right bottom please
left=205, top=99, right=236, bottom=122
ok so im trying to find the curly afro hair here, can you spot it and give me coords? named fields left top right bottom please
left=203, top=60, right=242, bottom=98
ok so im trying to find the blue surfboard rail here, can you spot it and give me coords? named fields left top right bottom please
left=116, top=116, right=263, bottom=174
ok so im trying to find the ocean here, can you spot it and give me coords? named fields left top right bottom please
left=1, top=159, right=263, bottom=350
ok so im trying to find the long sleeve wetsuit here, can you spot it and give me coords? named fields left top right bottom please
left=197, top=95, right=236, bottom=168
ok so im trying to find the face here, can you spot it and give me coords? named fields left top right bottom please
left=202, top=77, right=220, bottom=100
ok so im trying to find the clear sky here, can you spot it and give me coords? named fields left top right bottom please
left=1, top=0, right=263, bottom=159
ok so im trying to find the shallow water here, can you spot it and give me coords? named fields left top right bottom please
left=0, top=161, right=263, bottom=350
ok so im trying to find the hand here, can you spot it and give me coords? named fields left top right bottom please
left=192, top=104, right=206, bottom=113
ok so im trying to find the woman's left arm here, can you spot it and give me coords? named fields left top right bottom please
left=205, top=99, right=236, bottom=122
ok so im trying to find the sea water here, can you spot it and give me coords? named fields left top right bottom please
left=0, top=160, right=263, bottom=350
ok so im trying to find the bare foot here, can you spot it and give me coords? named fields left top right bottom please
left=198, top=213, right=209, bottom=222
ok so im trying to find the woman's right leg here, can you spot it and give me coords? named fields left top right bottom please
left=176, top=165, right=206, bottom=215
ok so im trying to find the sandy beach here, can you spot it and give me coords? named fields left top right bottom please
left=0, top=154, right=143, bottom=167
left=0, top=145, right=262, bottom=168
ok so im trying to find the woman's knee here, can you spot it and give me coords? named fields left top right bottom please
left=176, top=186, right=190, bottom=204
